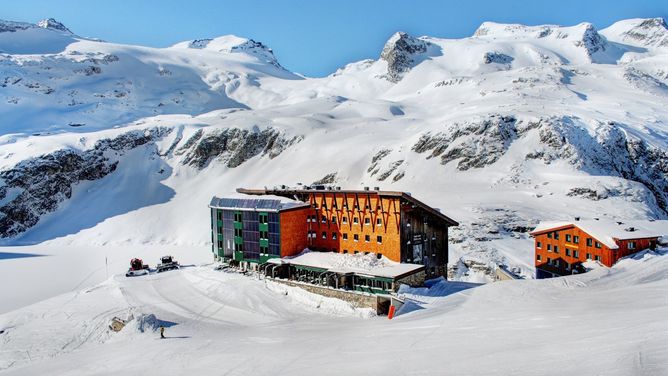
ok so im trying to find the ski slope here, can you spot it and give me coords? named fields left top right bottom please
left=1, top=249, right=667, bottom=375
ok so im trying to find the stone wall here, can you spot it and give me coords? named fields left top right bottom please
left=270, top=278, right=384, bottom=314
left=396, top=270, right=426, bottom=289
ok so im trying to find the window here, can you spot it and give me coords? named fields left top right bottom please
left=234, top=212, right=242, bottom=222
left=554, top=232, right=560, bottom=240
left=321, top=232, right=327, bottom=239
left=536, top=241, right=542, bottom=249
left=354, top=234, right=359, bottom=242
left=377, top=235, right=383, bottom=244
left=343, top=233, right=348, bottom=241
left=586, top=238, right=593, bottom=247
left=234, top=228, right=242, bottom=237
left=628, top=241, right=636, bottom=250
left=332, top=216, right=337, bottom=224
left=554, top=246, right=559, bottom=254
left=547, top=232, right=552, bottom=239
left=260, top=246, right=268, bottom=254
left=234, top=243, right=243, bottom=253
left=573, top=250, right=579, bottom=258
left=342, top=217, right=348, bottom=224
left=364, top=217, right=371, bottom=225
left=566, top=234, right=571, bottom=242
left=217, top=211, right=222, bottom=221
left=586, top=253, right=592, bottom=260
left=217, top=226, right=223, bottom=234
left=321, top=216, right=327, bottom=224
left=565, top=263, right=570, bottom=271
left=260, top=230, right=268, bottom=239
left=365, top=235, right=370, bottom=242
left=594, top=255, right=601, bottom=261
left=547, top=244, right=552, bottom=252
left=343, top=249, right=348, bottom=254
left=376, top=218, right=382, bottom=226
left=217, top=240, right=223, bottom=248
left=536, top=254, right=541, bottom=261
left=555, top=260, right=560, bottom=267
left=353, top=217, right=359, bottom=224
left=565, top=248, right=571, bottom=256
left=573, top=236, right=579, bottom=244
left=332, top=233, right=337, bottom=240
left=259, top=214, right=268, bottom=224
left=354, top=250, right=359, bottom=254
left=595, top=242, right=601, bottom=249
left=547, top=257, right=552, bottom=265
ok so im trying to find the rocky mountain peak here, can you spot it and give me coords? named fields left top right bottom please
left=622, top=18, right=668, bottom=47
left=37, top=18, right=72, bottom=34
left=380, top=31, right=428, bottom=82
left=575, top=23, right=606, bottom=57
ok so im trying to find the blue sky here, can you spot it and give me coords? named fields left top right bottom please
left=2, top=0, right=667, bottom=77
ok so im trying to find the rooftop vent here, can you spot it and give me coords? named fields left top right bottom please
left=616, top=221, right=624, bottom=225
left=625, top=227, right=636, bottom=232
left=336, top=186, right=341, bottom=190
left=364, top=186, right=370, bottom=191
left=373, top=186, right=380, bottom=191
left=574, top=216, right=580, bottom=221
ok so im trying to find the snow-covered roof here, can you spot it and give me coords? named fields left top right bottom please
left=267, top=250, right=424, bottom=279
left=531, top=220, right=668, bottom=249
left=209, top=196, right=309, bottom=212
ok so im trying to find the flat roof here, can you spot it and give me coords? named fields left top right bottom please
left=237, top=187, right=459, bottom=226
left=267, top=250, right=425, bottom=279
left=531, top=220, right=668, bottom=249
left=209, top=196, right=310, bottom=212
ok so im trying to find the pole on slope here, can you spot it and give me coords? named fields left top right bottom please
left=105, top=256, right=108, bottom=279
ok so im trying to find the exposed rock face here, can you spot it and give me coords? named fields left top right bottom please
left=483, top=52, right=514, bottom=65
left=0, top=128, right=171, bottom=238
left=580, top=24, right=606, bottom=56
left=312, top=173, right=338, bottom=185
left=230, top=39, right=282, bottom=68
left=525, top=117, right=668, bottom=211
left=380, top=32, right=428, bottom=82
left=621, top=18, right=668, bottom=47
left=179, top=127, right=302, bottom=169
left=623, top=67, right=668, bottom=97
left=37, top=18, right=71, bottom=34
left=412, top=115, right=518, bottom=170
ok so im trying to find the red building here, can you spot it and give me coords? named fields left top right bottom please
left=530, top=220, right=666, bottom=278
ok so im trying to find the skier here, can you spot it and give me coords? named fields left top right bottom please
left=160, top=326, right=165, bottom=339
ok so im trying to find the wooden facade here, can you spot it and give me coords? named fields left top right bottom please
left=236, top=188, right=458, bottom=277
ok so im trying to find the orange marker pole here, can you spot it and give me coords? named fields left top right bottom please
left=388, top=305, right=395, bottom=320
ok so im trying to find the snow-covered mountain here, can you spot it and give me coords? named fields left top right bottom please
left=1, top=17, right=668, bottom=279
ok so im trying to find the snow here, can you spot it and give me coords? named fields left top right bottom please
left=0, top=16, right=668, bottom=373
left=2, top=248, right=668, bottom=375
left=532, top=219, right=668, bottom=249
left=267, top=250, right=424, bottom=278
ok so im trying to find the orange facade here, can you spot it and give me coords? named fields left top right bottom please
left=302, top=192, right=403, bottom=262
left=279, top=208, right=310, bottom=258
left=533, top=224, right=658, bottom=277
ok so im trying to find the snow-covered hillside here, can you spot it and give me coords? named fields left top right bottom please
left=1, top=16, right=668, bottom=285
left=1, top=249, right=668, bottom=375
